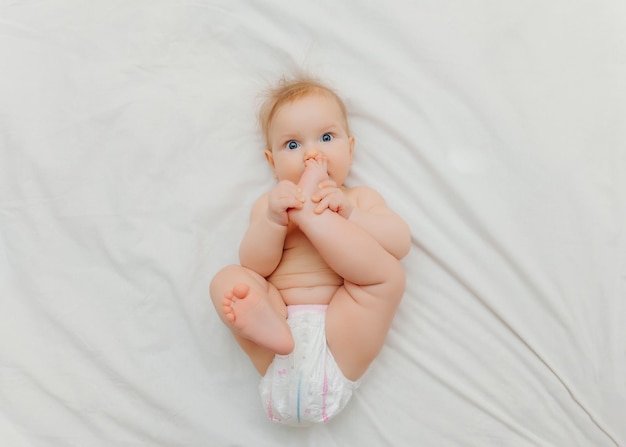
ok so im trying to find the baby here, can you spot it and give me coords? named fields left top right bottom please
left=210, top=76, right=411, bottom=426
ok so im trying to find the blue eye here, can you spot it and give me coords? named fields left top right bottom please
left=321, top=133, right=333, bottom=143
left=286, top=140, right=300, bottom=150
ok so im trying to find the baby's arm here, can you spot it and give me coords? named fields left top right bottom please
left=239, top=181, right=304, bottom=277
left=347, top=186, right=411, bottom=260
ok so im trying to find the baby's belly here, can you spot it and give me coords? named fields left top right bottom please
left=268, top=270, right=343, bottom=305
left=269, top=229, right=343, bottom=305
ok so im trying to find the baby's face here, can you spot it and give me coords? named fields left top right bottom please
left=265, top=93, right=354, bottom=186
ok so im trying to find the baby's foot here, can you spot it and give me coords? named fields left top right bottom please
left=289, top=156, right=329, bottom=227
left=222, top=284, right=294, bottom=355
left=298, top=156, right=329, bottom=198
left=288, top=156, right=331, bottom=228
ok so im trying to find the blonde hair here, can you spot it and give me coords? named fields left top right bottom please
left=259, top=76, right=350, bottom=149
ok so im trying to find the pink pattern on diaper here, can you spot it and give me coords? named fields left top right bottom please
left=322, top=367, right=329, bottom=423
left=267, top=389, right=274, bottom=421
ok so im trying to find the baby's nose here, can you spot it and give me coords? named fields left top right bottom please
left=304, top=148, right=319, bottom=161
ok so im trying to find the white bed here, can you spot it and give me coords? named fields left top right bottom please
left=1, top=1, right=625, bottom=445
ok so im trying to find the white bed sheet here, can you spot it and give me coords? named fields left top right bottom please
left=1, top=1, right=625, bottom=446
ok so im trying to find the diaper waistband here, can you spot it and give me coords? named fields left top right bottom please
left=286, top=304, right=328, bottom=317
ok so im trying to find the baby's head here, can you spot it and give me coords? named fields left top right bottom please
left=259, top=76, right=351, bottom=150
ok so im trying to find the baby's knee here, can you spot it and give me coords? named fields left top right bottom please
left=210, top=264, right=240, bottom=292
left=382, top=259, right=406, bottom=298
left=215, top=264, right=243, bottom=278
left=210, top=264, right=266, bottom=295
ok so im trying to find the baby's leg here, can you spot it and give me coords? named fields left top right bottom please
left=325, top=281, right=404, bottom=381
left=210, top=265, right=294, bottom=374
left=290, top=158, right=405, bottom=381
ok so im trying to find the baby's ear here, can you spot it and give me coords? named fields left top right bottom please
left=349, top=136, right=355, bottom=159
left=264, top=149, right=275, bottom=169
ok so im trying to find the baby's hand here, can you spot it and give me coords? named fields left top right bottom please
left=267, top=180, right=305, bottom=226
left=311, top=179, right=353, bottom=218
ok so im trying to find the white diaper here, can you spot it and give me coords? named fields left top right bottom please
left=259, top=304, right=360, bottom=426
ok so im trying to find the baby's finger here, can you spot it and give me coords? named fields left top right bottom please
left=276, top=191, right=303, bottom=208
left=326, top=195, right=343, bottom=213
left=317, top=179, right=337, bottom=189
left=281, top=198, right=302, bottom=211
left=311, top=186, right=339, bottom=203
left=314, top=196, right=329, bottom=214
left=314, top=195, right=340, bottom=214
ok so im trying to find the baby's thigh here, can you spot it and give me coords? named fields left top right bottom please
left=325, top=283, right=401, bottom=381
